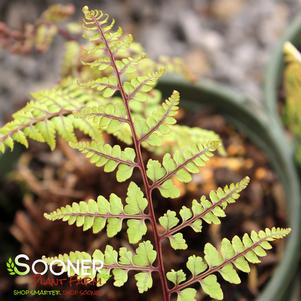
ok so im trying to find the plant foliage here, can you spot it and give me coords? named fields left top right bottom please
left=283, top=41, right=301, bottom=164
left=0, top=6, right=290, bottom=301
left=0, top=4, right=77, bottom=54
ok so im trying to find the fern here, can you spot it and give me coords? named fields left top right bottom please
left=146, top=141, right=220, bottom=198
left=167, top=227, right=291, bottom=300
left=0, top=79, right=103, bottom=152
left=1, top=6, right=291, bottom=301
left=42, top=240, right=158, bottom=290
left=70, top=141, right=137, bottom=182
left=159, top=177, right=250, bottom=250
left=44, top=182, right=148, bottom=243
left=135, top=90, right=179, bottom=147
left=0, top=4, right=76, bottom=54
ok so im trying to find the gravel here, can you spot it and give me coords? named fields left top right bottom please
left=1, top=0, right=301, bottom=121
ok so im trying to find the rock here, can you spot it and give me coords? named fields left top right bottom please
left=210, top=0, right=246, bottom=21
left=183, top=48, right=211, bottom=78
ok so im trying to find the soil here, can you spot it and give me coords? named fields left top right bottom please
left=0, top=107, right=288, bottom=301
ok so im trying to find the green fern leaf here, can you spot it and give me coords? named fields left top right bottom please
left=112, top=269, right=128, bottom=287
left=177, top=288, right=197, bottom=301
left=0, top=80, right=102, bottom=153
left=144, top=124, right=225, bottom=156
left=159, top=210, right=179, bottom=230
left=159, top=177, right=250, bottom=249
left=133, top=240, right=157, bottom=267
left=135, top=272, right=153, bottom=293
left=81, top=76, right=118, bottom=98
left=6, top=6, right=292, bottom=301
left=166, top=269, right=186, bottom=285
left=124, top=70, right=164, bottom=102
left=44, top=182, right=148, bottom=243
left=136, top=90, right=179, bottom=147
left=186, top=255, right=207, bottom=276
left=201, top=275, right=223, bottom=300
left=75, top=99, right=132, bottom=144
left=167, top=227, right=290, bottom=300
left=147, top=141, right=220, bottom=198
left=81, top=5, right=156, bottom=106
left=43, top=240, right=157, bottom=291
left=61, top=41, right=81, bottom=77
left=169, top=233, right=188, bottom=250
left=70, top=141, right=137, bottom=182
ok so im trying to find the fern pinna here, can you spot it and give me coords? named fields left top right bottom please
left=0, top=6, right=290, bottom=301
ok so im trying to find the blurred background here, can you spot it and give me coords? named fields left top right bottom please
left=1, top=0, right=301, bottom=123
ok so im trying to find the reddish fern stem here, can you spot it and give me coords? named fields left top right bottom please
left=94, top=18, right=170, bottom=301
left=61, top=212, right=149, bottom=220
left=85, top=113, right=129, bottom=123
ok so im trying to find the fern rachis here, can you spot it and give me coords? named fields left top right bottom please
left=0, top=6, right=291, bottom=301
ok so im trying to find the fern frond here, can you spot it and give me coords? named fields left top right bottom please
left=134, top=90, right=179, bottom=147
left=41, top=4, right=75, bottom=22
left=45, top=182, right=148, bottom=243
left=125, top=69, right=164, bottom=101
left=42, top=240, right=157, bottom=291
left=147, top=141, right=220, bottom=198
left=0, top=4, right=76, bottom=54
left=0, top=80, right=104, bottom=153
left=70, top=141, right=137, bottom=182
left=141, top=123, right=225, bottom=156
left=81, top=6, right=165, bottom=98
left=159, top=177, right=250, bottom=249
left=81, top=76, right=119, bottom=98
left=75, top=97, right=133, bottom=144
left=157, top=124, right=226, bottom=155
left=75, top=98, right=132, bottom=140
left=61, top=41, right=81, bottom=77
left=81, top=7, right=144, bottom=80
left=157, top=56, right=192, bottom=80
left=167, top=227, right=290, bottom=301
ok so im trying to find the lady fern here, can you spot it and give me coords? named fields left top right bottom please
left=0, top=6, right=290, bottom=301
